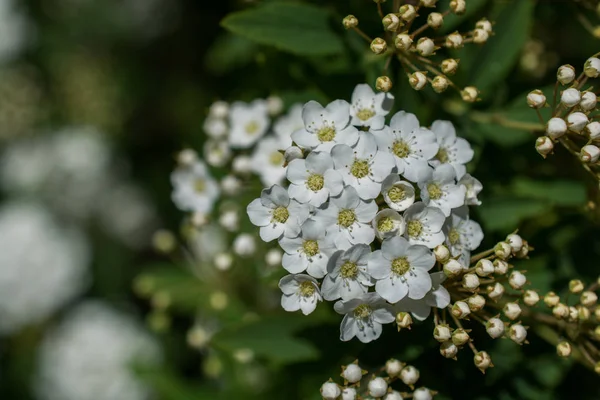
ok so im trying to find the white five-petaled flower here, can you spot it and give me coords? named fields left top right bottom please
left=393, top=272, right=450, bottom=321
left=331, top=134, right=396, bottom=200
left=312, top=186, right=377, bottom=250
left=403, top=202, right=445, bottom=248
left=279, top=219, right=336, bottom=278
left=287, top=151, right=343, bottom=207
left=251, top=136, right=287, bottom=187
left=372, top=209, right=405, bottom=240
left=375, top=111, right=438, bottom=182
left=247, top=185, right=310, bottom=242
left=279, top=274, right=322, bottom=315
left=291, top=100, right=359, bottom=152
left=443, top=206, right=484, bottom=265
left=368, top=236, right=435, bottom=303
left=334, top=292, right=395, bottom=343
left=228, top=100, right=270, bottom=149
left=321, top=244, right=374, bottom=301
left=171, top=160, right=220, bottom=214
left=418, top=164, right=466, bottom=216
left=429, top=120, right=474, bottom=179
left=274, top=103, right=303, bottom=148
left=349, top=84, right=394, bottom=130
left=458, top=173, right=483, bottom=206
left=381, top=174, right=416, bottom=211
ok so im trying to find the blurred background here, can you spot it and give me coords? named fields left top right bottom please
left=1, top=0, right=600, bottom=399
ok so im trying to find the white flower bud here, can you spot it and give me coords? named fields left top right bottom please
left=467, top=294, right=486, bottom=312
left=568, top=306, right=579, bottom=322
left=265, top=248, right=282, bottom=267
left=506, top=233, right=524, bottom=252
left=205, top=140, right=231, bottom=167
left=368, top=377, right=388, bottom=398
left=214, top=252, right=233, bottom=271
left=409, top=72, right=428, bottom=91
left=320, top=381, right=341, bottom=400
left=581, top=144, right=600, bottom=163
left=557, top=64, right=576, bottom=85
left=395, top=33, right=413, bottom=50
left=440, top=341, right=458, bottom=359
left=383, top=13, right=401, bottom=31
left=371, top=37, right=388, bottom=54
left=451, top=328, right=470, bottom=346
left=233, top=233, right=256, bottom=256
left=486, top=317, right=505, bottom=339
left=284, top=146, right=303, bottom=165
left=416, top=37, right=436, bottom=56
left=342, top=387, right=357, bottom=400
left=209, top=101, right=229, bottom=119
left=585, top=121, right=600, bottom=140
left=515, top=241, right=530, bottom=258
left=461, top=86, right=479, bottom=102
left=567, top=111, right=589, bottom=133
left=557, top=341, right=572, bottom=357
left=509, top=270, right=527, bottom=289
left=432, top=76, right=449, bottom=93
left=578, top=305, right=591, bottom=321
left=552, top=303, right=569, bottom=319
left=494, top=242, right=512, bottom=259
left=177, top=148, right=198, bottom=167
left=191, top=211, right=209, bottom=227
left=569, top=279, right=584, bottom=294
left=561, top=88, right=582, bottom=107
left=398, top=4, right=417, bottom=22
left=441, top=58, right=459, bottom=75
left=450, top=0, right=466, bottom=14
left=400, top=365, right=420, bottom=386
left=385, top=359, right=403, bottom=377
left=451, top=301, right=471, bottom=319
left=584, top=57, right=600, bottom=78
left=493, top=259, right=509, bottom=275
left=462, top=273, right=480, bottom=291
left=487, top=282, right=505, bottom=301
left=503, top=302, right=522, bottom=320
left=523, top=290, right=540, bottom=306
left=595, top=307, right=600, bottom=321
left=396, top=311, right=413, bottom=330
left=232, top=155, right=252, bottom=175
left=427, top=12, right=444, bottom=29
left=444, top=259, right=464, bottom=278
left=221, top=174, right=241, bottom=196
left=433, top=324, right=452, bottom=342
left=473, top=29, right=489, bottom=44
left=474, top=351, right=493, bottom=373
left=476, top=18, right=493, bottom=33
left=413, top=388, right=434, bottom=400
left=581, top=291, right=598, bottom=307
left=434, top=244, right=450, bottom=263
left=342, top=15, right=359, bottom=29
left=527, top=89, right=546, bottom=109
left=535, top=136, right=554, bottom=158
left=376, top=76, right=393, bottom=92
left=509, top=324, right=527, bottom=344
left=544, top=291, right=560, bottom=307
left=445, top=32, right=464, bottom=49
left=204, top=117, right=228, bottom=139
left=475, top=259, right=494, bottom=277
left=267, top=95, right=283, bottom=115
left=421, top=0, right=438, bottom=7
left=580, top=91, right=597, bottom=111
left=385, top=391, right=403, bottom=400
left=342, top=363, right=363, bottom=383
left=219, top=209, right=239, bottom=232
left=546, top=117, right=567, bottom=139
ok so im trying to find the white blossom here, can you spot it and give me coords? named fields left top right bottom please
left=321, top=244, right=374, bottom=301
left=458, top=173, right=482, bottom=206
left=287, top=151, right=343, bottom=207
left=251, top=136, right=287, bottom=186
left=274, top=103, right=303, bottom=148
left=373, top=209, right=406, bottom=240
left=334, top=292, right=395, bottom=343
left=279, top=274, right=322, bottom=315
left=430, top=120, right=474, bottom=179
left=418, top=164, right=466, bottom=216
left=443, top=206, right=484, bottom=265
left=233, top=233, right=256, bottom=256
left=403, top=202, right=445, bottom=248
left=228, top=100, right=270, bottom=149
left=203, top=139, right=231, bottom=167
left=171, top=159, right=220, bottom=214
left=381, top=174, right=416, bottom=211
left=349, top=83, right=394, bottom=130
left=395, top=272, right=450, bottom=322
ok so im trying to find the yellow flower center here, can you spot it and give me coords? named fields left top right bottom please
left=407, top=220, right=423, bottom=238
left=353, top=304, right=372, bottom=319
left=436, top=147, right=449, bottom=163
left=427, top=183, right=443, bottom=200
left=194, top=179, right=206, bottom=193
left=299, top=281, right=316, bottom=297
left=245, top=121, right=260, bottom=135
left=317, top=125, right=336, bottom=142
left=393, top=140, right=411, bottom=158
left=306, top=173, right=324, bottom=191
left=449, top=228, right=460, bottom=245
left=340, top=261, right=358, bottom=279
left=387, top=186, right=406, bottom=203
left=303, top=240, right=319, bottom=257
left=357, top=108, right=376, bottom=121
left=338, top=209, right=356, bottom=228
left=271, top=206, right=289, bottom=223
left=377, top=217, right=394, bottom=233
left=269, top=151, right=284, bottom=166
left=391, top=257, right=411, bottom=275
left=351, top=159, right=370, bottom=179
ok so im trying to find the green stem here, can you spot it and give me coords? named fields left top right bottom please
left=470, top=111, right=544, bottom=132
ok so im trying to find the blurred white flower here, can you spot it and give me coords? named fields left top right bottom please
left=0, top=0, right=30, bottom=63
left=171, top=159, right=220, bottom=214
left=250, top=136, right=287, bottom=186
left=274, top=103, right=303, bottom=148
left=228, top=100, right=270, bottom=149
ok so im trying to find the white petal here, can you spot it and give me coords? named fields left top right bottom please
left=372, top=307, right=395, bottom=324
left=324, top=169, right=344, bottom=196
left=306, top=151, right=334, bottom=174
left=406, top=269, right=432, bottom=300
left=286, top=159, right=309, bottom=184
left=376, top=276, right=409, bottom=303
left=431, top=120, right=456, bottom=145
left=281, top=294, right=300, bottom=312
left=368, top=251, right=391, bottom=279
left=282, top=253, right=309, bottom=274
left=247, top=198, right=270, bottom=227
left=325, top=100, right=351, bottom=130
left=292, top=128, right=319, bottom=149
left=381, top=236, right=410, bottom=259
left=340, top=315, right=357, bottom=341
left=299, top=295, right=319, bottom=315
left=390, top=111, right=420, bottom=133
left=331, top=144, right=355, bottom=169
left=278, top=274, right=299, bottom=295
left=355, top=319, right=382, bottom=343
left=348, top=222, right=375, bottom=246
left=260, top=223, right=285, bottom=242
left=321, top=275, right=342, bottom=301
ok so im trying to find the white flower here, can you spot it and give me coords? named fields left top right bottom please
left=368, top=236, right=435, bottom=303
left=247, top=185, right=310, bottom=242
left=334, top=292, right=395, bottom=343
left=233, top=233, right=256, bottom=256
left=321, top=244, right=374, bottom=301
left=381, top=174, right=416, bottom=211
left=203, top=117, right=228, bottom=139
left=394, top=272, right=450, bottom=321
left=313, top=186, right=377, bottom=250
left=430, top=120, right=474, bottom=179
left=35, top=301, right=160, bottom=400
left=332, top=134, right=396, bottom=200
left=251, top=136, right=287, bottom=186
left=171, top=160, right=220, bottom=214
left=373, top=209, right=406, bottom=240
left=418, top=164, right=466, bottom=216
left=443, top=206, right=484, bottom=265
left=203, top=140, right=231, bottom=167
left=279, top=274, right=322, bottom=315
left=403, top=202, right=445, bottom=248
left=287, top=151, right=343, bottom=207
left=279, top=219, right=336, bottom=278
left=228, top=100, right=270, bottom=149
left=375, top=111, right=438, bottom=182
left=274, top=103, right=304, bottom=148
left=209, top=100, right=229, bottom=119
left=349, top=83, right=394, bottom=130
left=458, top=173, right=482, bottom=206
left=291, top=100, right=359, bottom=152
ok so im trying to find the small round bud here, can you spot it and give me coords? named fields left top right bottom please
left=509, top=324, right=528, bottom=344
left=493, top=260, right=509, bottom=275
left=461, top=86, right=479, bottom=102
left=284, top=146, right=303, bottom=164
left=441, top=58, right=459, bottom=75
left=400, top=365, right=420, bottom=386
left=432, top=76, right=449, bottom=93
left=473, top=29, right=489, bottom=44
left=342, top=363, right=363, bottom=384
left=476, top=18, right=493, bottom=33
left=581, top=144, right=600, bottom=163
left=265, top=248, right=282, bottom=267
left=450, top=0, right=466, bottom=14
left=376, top=76, right=393, bottom=92
left=503, top=302, right=522, bottom=320
left=523, top=290, right=540, bottom=306
left=440, top=340, right=458, bottom=359
left=395, top=33, right=413, bottom=50
left=214, top=252, right=233, bottom=271
left=546, top=117, right=567, bottom=139
left=177, top=148, right=198, bottom=166
left=221, top=175, right=241, bottom=196
left=416, top=37, right=435, bottom=56
left=451, top=328, right=470, bottom=346
left=427, top=12, right=444, bottom=29
left=409, top=71, right=428, bottom=91
left=552, top=303, right=569, bottom=319
left=544, top=291, right=560, bottom=307
left=595, top=307, right=600, bottom=321
left=267, top=95, right=283, bottom=115
left=371, top=37, right=388, bottom=54
left=219, top=209, right=239, bottom=232
left=191, top=211, right=209, bottom=227
left=474, top=351, right=493, bottom=373
left=567, top=111, right=589, bottom=133
left=444, top=259, right=464, bottom=278
left=383, top=13, right=401, bottom=31
left=535, top=136, right=554, bottom=158
left=462, top=273, right=480, bottom=291
left=467, top=294, right=486, bottom=312
left=509, top=270, right=527, bottom=289
left=342, top=387, right=357, bottom=400
left=578, top=305, right=591, bottom=321
left=433, top=324, right=452, bottom=342
left=385, top=359, right=403, bottom=377
left=584, top=57, right=600, bottom=78
left=568, top=306, right=579, bottom=322
left=580, top=91, right=597, bottom=111
left=233, top=233, right=256, bottom=256
left=495, top=242, right=512, bottom=259
left=557, top=64, right=576, bottom=85
left=343, top=15, right=359, bottom=29
left=385, top=391, right=403, bottom=400
left=506, top=233, right=523, bottom=253
left=475, top=259, right=494, bottom=277
left=209, top=291, right=228, bottom=310
left=320, top=381, right=341, bottom=400
left=486, top=317, right=505, bottom=339
left=152, top=229, right=177, bottom=254
left=421, top=0, right=438, bottom=7
left=445, top=32, right=463, bottom=49
left=581, top=291, right=598, bottom=307
left=487, top=282, right=505, bottom=301
left=569, top=279, right=585, bottom=294
left=398, top=4, right=417, bottom=22
left=561, top=88, right=582, bottom=107
left=451, top=301, right=471, bottom=319
left=413, top=388, right=434, bottom=400
left=209, top=101, right=229, bottom=119
left=396, top=311, right=413, bottom=330
left=368, top=377, right=388, bottom=398
left=527, top=89, right=546, bottom=109
left=556, top=341, right=572, bottom=357
left=434, top=244, right=450, bottom=263
left=515, top=240, right=530, bottom=258
left=232, top=155, right=252, bottom=174
left=586, top=121, right=600, bottom=140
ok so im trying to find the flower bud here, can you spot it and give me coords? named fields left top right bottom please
left=450, top=0, right=466, bottom=14
left=368, top=377, right=388, bottom=398
left=219, top=209, right=239, bottom=232
left=552, top=303, right=569, bottom=319
left=586, top=121, right=600, bottom=140
left=474, top=351, right=493, bottom=373
left=557, top=64, right=576, bottom=85
left=506, top=233, right=524, bottom=253
left=434, top=244, right=450, bottom=263
left=221, top=175, right=241, bottom=196
left=427, top=12, right=444, bottom=29
left=400, top=365, right=420, bottom=386
left=451, top=301, right=471, bottom=319
left=343, top=15, right=359, bottom=29
left=214, top=252, right=233, bottom=271
left=493, top=260, right=509, bottom=275
left=321, top=381, right=341, bottom=400
left=546, top=117, right=567, bottom=139
left=467, top=294, right=486, bottom=312
left=569, top=279, right=585, bottom=294
left=581, top=291, right=598, bottom=307
left=232, top=155, right=252, bottom=174
left=487, top=282, right=505, bottom=301
left=509, top=324, right=527, bottom=344
left=441, top=58, right=459, bottom=75
left=177, top=148, right=198, bottom=166
left=584, top=57, right=600, bottom=78
left=596, top=326, right=600, bottom=339
left=503, top=302, right=522, bottom=320
left=444, top=259, right=464, bottom=278
left=595, top=307, right=600, bottom=320
left=383, top=13, right=401, bottom=31
left=461, top=86, right=479, bottom=102
left=578, top=305, right=591, bottom=321
left=440, top=341, right=458, bottom=359
left=398, top=4, right=417, bottom=22
left=265, top=248, right=282, bottom=267
left=416, top=37, right=436, bottom=56
left=413, top=388, right=434, bottom=400
left=233, top=233, right=256, bottom=256
left=433, top=324, right=452, bottom=342
left=152, top=230, right=176, bottom=254
left=421, top=0, right=438, bottom=7
left=495, top=242, right=512, bottom=259
left=445, top=32, right=463, bottom=49
left=527, top=89, right=546, bottom=109
left=581, top=91, right=597, bottom=111
left=535, top=136, right=554, bottom=158
left=581, top=144, right=600, bottom=163
left=556, top=341, right=572, bottom=357
left=432, top=76, right=449, bottom=93
left=209, top=101, right=229, bottom=119
left=515, top=240, right=530, bottom=258
left=376, top=76, right=393, bottom=92
left=191, top=211, right=209, bottom=227
left=523, top=290, right=540, bottom=306
left=342, top=363, right=363, bottom=384
left=385, top=359, right=404, bottom=377
left=452, top=328, right=470, bottom=346
left=396, top=311, right=413, bottom=330
left=544, top=291, right=560, bottom=307
left=475, top=259, right=494, bottom=277
left=342, top=387, right=357, bottom=400
left=462, top=273, right=480, bottom=291
left=284, top=146, right=303, bottom=165
left=568, top=306, right=579, bottom=322
left=476, top=18, right=493, bottom=33
left=371, top=37, right=388, bottom=54
left=567, top=111, right=589, bottom=133
left=509, top=270, right=527, bottom=289
left=561, top=88, right=582, bottom=107
left=486, top=317, right=505, bottom=339
left=473, top=29, right=489, bottom=44
left=395, top=33, right=413, bottom=50
left=409, top=71, right=428, bottom=91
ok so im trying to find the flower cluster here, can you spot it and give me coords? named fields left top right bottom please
left=247, top=84, right=484, bottom=343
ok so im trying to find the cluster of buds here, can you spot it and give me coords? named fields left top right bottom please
left=529, top=54, right=600, bottom=181
left=343, top=0, right=493, bottom=100
left=320, top=359, right=436, bottom=400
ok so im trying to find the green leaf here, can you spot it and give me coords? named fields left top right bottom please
left=509, top=178, right=587, bottom=206
left=205, top=33, right=259, bottom=75
left=221, top=2, right=344, bottom=56
left=477, top=198, right=549, bottom=231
